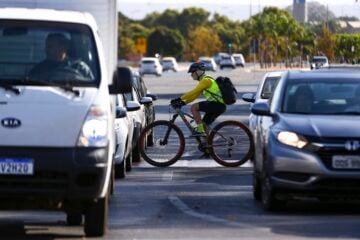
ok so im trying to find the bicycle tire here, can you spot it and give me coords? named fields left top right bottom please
left=209, top=120, right=254, bottom=167
left=139, top=120, right=185, bottom=167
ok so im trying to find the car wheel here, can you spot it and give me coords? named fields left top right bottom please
left=253, top=170, right=261, bottom=201
left=115, top=159, right=126, bottom=179
left=132, top=143, right=141, bottom=162
left=261, top=173, right=285, bottom=211
left=125, top=150, right=132, bottom=172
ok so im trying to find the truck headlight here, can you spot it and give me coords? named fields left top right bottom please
left=77, top=105, right=108, bottom=147
left=277, top=131, right=308, bottom=149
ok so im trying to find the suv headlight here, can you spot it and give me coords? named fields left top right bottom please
left=77, top=105, right=108, bottom=147
left=277, top=131, right=308, bottom=149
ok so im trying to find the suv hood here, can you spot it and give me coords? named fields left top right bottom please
left=278, top=114, right=360, bottom=138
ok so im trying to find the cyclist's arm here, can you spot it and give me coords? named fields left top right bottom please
left=180, top=78, right=212, bottom=104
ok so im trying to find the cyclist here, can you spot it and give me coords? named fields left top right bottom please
left=171, top=62, right=226, bottom=135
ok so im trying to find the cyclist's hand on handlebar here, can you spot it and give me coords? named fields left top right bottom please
left=170, top=97, right=185, bottom=108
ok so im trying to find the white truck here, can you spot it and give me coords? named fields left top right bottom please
left=0, top=0, right=127, bottom=237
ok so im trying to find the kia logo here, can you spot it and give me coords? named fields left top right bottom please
left=345, top=140, right=360, bottom=151
left=1, top=118, right=21, bottom=128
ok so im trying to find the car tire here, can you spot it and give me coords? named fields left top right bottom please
left=84, top=195, right=108, bottom=237
left=132, top=143, right=141, bottom=162
left=66, top=213, right=82, bottom=226
left=253, top=170, right=261, bottom=201
left=115, top=159, right=126, bottom=179
left=261, top=173, right=285, bottom=211
left=125, top=150, right=132, bottom=172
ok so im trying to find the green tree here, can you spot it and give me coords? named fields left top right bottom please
left=185, top=26, right=222, bottom=61
left=316, top=25, right=336, bottom=61
left=118, top=37, right=137, bottom=59
left=147, top=26, right=185, bottom=59
left=178, top=8, right=210, bottom=37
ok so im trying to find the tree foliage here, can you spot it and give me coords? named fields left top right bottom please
left=185, top=26, right=222, bottom=61
left=147, top=27, right=185, bottom=59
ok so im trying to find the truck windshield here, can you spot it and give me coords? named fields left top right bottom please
left=0, top=20, right=99, bottom=86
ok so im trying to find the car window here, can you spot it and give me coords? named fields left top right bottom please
left=283, top=81, right=360, bottom=115
left=261, top=76, right=281, bottom=99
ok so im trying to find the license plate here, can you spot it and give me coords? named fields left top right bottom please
left=332, top=155, right=360, bottom=169
left=0, top=158, right=34, bottom=175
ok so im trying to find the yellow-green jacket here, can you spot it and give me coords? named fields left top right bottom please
left=180, top=75, right=224, bottom=104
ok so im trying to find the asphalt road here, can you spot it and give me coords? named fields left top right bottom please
left=1, top=65, right=360, bottom=239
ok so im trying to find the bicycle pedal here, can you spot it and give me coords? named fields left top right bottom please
left=199, top=153, right=211, bottom=159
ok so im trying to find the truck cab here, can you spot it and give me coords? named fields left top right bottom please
left=0, top=5, right=124, bottom=237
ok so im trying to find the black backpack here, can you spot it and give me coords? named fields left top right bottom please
left=207, top=76, right=237, bottom=105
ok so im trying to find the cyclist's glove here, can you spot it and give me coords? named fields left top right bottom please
left=170, top=97, right=186, bottom=108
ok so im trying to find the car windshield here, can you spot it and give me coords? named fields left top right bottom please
left=261, top=76, right=281, bottom=99
left=0, top=20, right=99, bottom=85
left=312, top=58, right=327, bottom=63
left=283, top=80, right=360, bottom=115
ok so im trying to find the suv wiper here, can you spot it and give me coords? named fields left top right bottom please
left=0, top=84, right=21, bottom=95
left=332, top=111, right=360, bottom=115
left=22, top=78, right=80, bottom=96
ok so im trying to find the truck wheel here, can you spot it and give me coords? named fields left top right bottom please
left=66, top=214, right=82, bottom=226
left=84, top=195, right=108, bottom=237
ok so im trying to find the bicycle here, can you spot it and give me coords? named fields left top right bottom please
left=138, top=104, right=254, bottom=167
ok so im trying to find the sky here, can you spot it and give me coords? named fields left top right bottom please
left=118, top=0, right=360, bottom=21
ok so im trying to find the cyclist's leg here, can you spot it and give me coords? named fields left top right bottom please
left=200, top=101, right=226, bottom=126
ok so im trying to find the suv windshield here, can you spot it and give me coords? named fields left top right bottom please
left=283, top=80, right=360, bottom=115
left=0, top=20, right=99, bottom=86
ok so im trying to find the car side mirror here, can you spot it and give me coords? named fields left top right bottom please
left=126, top=100, right=141, bottom=112
left=242, top=93, right=255, bottom=103
left=116, top=106, right=127, bottom=118
left=146, top=93, right=158, bottom=101
left=140, top=96, right=153, bottom=105
left=251, top=102, right=272, bottom=116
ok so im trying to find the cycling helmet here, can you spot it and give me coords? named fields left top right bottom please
left=187, top=62, right=206, bottom=73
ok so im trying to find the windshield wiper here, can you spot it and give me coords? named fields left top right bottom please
left=21, top=77, right=80, bottom=96
left=331, top=111, right=360, bottom=115
left=0, top=84, right=21, bottom=95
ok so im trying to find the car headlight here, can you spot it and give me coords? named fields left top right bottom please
left=277, top=131, right=308, bottom=149
left=77, top=105, right=108, bottom=147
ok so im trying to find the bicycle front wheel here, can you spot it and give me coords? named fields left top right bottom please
left=139, top=120, right=185, bottom=167
left=209, top=120, right=254, bottom=167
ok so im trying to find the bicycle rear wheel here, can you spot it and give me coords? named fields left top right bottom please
left=139, top=120, right=185, bottom=167
left=209, top=120, right=254, bottom=167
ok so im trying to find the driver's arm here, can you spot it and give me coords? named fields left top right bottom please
left=180, top=78, right=212, bottom=104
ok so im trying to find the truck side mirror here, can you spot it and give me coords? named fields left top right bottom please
left=109, top=67, right=133, bottom=94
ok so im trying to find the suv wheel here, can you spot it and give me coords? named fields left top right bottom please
left=261, top=173, right=285, bottom=211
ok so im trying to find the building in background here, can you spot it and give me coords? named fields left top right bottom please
left=293, top=0, right=307, bottom=23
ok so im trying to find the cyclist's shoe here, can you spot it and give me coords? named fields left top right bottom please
left=190, top=128, right=206, bottom=137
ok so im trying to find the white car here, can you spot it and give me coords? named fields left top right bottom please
left=124, top=86, right=153, bottom=162
left=114, top=94, right=140, bottom=178
left=232, top=53, right=245, bottom=67
left=161, top=57, right=178, bottom=72
left=242, top=71, right=283, bottom=134
left=198, top=56, right=217, bottom=72
left=219, top=54, right=236, bottom=69
left=139, top=57, right=163, bottom=76
left=310, top=56, right=329, bottom=70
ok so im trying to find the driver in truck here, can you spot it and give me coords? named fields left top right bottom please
left=29, top=33, right=94, bottom=80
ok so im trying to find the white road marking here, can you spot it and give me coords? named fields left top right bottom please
left=162, top=170, right=174, bottom=181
